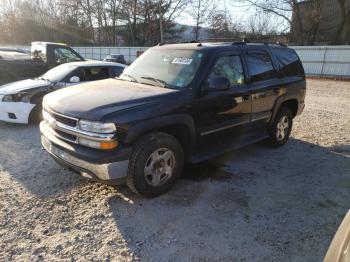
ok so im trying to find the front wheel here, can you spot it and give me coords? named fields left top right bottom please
left=126, top=132, right=184, bottom=198
left=29, top=105, right=43, bottom=125
left=268, top=107, right=293, bottom=147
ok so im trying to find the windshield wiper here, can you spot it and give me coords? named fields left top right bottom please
left=119, top=74, right=139, bottom=83
left=140, top=76, right=168, bottom=88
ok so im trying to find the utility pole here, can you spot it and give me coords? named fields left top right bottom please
left=159, top=0, right=164, bottom=43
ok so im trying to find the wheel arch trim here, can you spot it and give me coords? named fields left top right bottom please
left=270, top=95, right=299, bottom=124
left=124, top=114, right=196, bottom=147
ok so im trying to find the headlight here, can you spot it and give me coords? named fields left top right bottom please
left=79, top=120, right=116, bottom=134
left=2, top=93, right=31, bottom=103
left=2, top=94, right=15, bottom=102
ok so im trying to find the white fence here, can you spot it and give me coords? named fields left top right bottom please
left=72, top=46, right=148, bottom=62
left=73, top=45, right=350, bottom=78
left=292, top=46, right=350, bottom=78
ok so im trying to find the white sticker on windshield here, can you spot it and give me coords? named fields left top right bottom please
left=172, top=57, right=193, bottom=65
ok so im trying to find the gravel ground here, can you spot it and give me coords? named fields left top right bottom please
left=0, top=79, right=349, bottom=261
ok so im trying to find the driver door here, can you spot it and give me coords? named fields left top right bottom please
left=194, top=53, right=251, bottom=138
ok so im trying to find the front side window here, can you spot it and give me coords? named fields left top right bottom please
left=246, top=51, right=275, bottom=83
left=54, top=47, right=83, bottom=64
left=209, top=55, right=245, bottom=85
left=120, top=49, right=204, bottom=89
left=73, top=67, right=110, bottom=82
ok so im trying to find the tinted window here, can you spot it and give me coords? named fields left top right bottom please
left=111, top=66, right=125, bottom=77
left=246, top=51, right=275, bottom=83
left=71, top=67, right=110, bottom=82
left=112, top=55, right=123, bottom=59
left=209, top=55, right=245, bottom=85
left=273, top=48, right=305, bottom=77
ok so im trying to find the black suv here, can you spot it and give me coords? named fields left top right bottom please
left=40, top=42, right=306, bottom=197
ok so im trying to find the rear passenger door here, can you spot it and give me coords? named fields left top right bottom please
left=244, top=47, right=281, bottom=122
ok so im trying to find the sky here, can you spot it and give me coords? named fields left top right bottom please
left=175, top=1, right=254, bottom=27
left=175, top=1, right=289, bottom=33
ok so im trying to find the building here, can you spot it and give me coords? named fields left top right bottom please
left=291, top=0, right=350, bottom=45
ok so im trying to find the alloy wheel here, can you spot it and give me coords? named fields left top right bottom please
left=144, top=148, right=176, bottom=186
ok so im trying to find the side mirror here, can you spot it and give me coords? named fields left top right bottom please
left=206, top=76, right=230, bottom=91
left=70, top=76, right=80, bottom=83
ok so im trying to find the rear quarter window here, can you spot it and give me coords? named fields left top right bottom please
left=273, top=48, right=305, bottom=77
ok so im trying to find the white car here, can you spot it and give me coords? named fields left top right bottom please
left=0, top=61, right=126, bottom=124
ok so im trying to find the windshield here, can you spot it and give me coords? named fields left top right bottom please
left=54, top=47, right=83, bottom=63
left=120, top=49, right=204, bottom=89
left=39, top=64, right=77, bottom=82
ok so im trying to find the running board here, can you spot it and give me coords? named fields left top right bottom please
left=189, top=132, right=269, bottom=163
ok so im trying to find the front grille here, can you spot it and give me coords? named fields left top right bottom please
left=55, top=129, right=77, bottom=142
left=44, top=108, right=79, bottom=144
left=51, top=112, right=78, bottom=127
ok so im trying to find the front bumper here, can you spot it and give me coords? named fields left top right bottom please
left=40, top=121, right=131, bottom=184
left=0, top=95, right=36, bottom=124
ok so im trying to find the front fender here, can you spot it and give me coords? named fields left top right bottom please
left=124, top=114, right=196, bottom=146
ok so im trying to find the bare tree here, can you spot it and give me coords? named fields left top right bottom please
left=189, top=0, right=215, bottom=40
left=208, top=7, right=241, bottom=39
left=334, top=0, right=350, bottom=44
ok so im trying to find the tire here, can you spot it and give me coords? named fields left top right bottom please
left=268, top=106, right=293, bottom=147
left=29, top=105, right=43, bottom=125
left=126, top=132, right=184, bottom=198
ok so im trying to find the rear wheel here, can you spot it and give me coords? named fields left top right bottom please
left=268, top=106, right=293, bottom=147
left=126, top=132, right=184, bottom=198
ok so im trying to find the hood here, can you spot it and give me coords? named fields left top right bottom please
left=0, top=79, right=51, bottom=95
left=43, top=79, right=179, bottom=121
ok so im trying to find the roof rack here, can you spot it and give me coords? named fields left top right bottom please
left=158, top=38, right=287, bottom=47
left=196, top=37, right=287, bottom=47
left=232, top=39, right=287, bottom=47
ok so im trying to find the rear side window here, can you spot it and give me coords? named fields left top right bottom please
left=273, top=48, right=305, bottom=77
left=246, top=51, right=275, bottom=83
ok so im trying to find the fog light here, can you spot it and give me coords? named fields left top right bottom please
left=8, top=113, right=16, bottom=119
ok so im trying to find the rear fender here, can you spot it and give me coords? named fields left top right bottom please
left=270, top=94, right=299, bottom=124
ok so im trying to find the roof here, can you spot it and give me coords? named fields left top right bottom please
left=31, top=41, right=69, bottom=47
left=153, top=42, right=241, bottom=52
left=64, top=60, right=127, bottom=68
left=152, top=41, right=288, bottom=52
